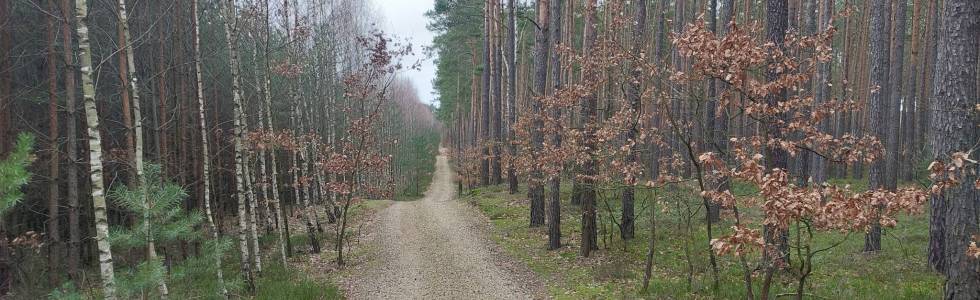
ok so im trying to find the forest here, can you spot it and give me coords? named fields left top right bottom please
left=0, top=0, right=977, bottom=299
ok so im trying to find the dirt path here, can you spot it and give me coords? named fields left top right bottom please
left=344, top=150, right=544, bottom=299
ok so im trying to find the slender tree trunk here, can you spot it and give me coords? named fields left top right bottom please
left=546, top=0, right=563, bottom=250
left=45, top=0, right=62, bottom=284
left=529, top=0, right=550, bottom=227
left=221, top=0, right=256, bottom=291
left=809, top=0, right=832, bottom=184
left=579, top=0, right=598, bottom=258
left=243, top=151, right=262, bottom=274
left=863, top=0, right=892, bottom=253
left=60, top=0, right=81, bottom=282
left=192, top=0, right=229, bottom=296
left=491, top=0, right=504, bottom=185
left=885, top=0, right=906, bottom=190
left=262, top=0, right=288, bottom=263
left=901, top=0, right=922, bottom=182
left=506, top=0, right=518, bottom=194
left=924, top=0, right=945, bottom=272
left=73, top=0, right=118, bottom=297
left=116, top=0, right=169, bottom=295
left=620, top=0, right=647, bottom=241
left=762, top=0, right=789, bottom=297
left=931, top=2, right=978, bottom=298
left=480, top=0, right=492, bottom=186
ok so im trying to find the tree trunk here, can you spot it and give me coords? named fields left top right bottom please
left=506, top=0, right=518, bottom=194
left=885, top=0, right=906, bottom=190
left=45, top=0, right=62, bottom=284
left=116, top=0, right=169, bottom=295
left=262, top=0, right=288, bottom=264
left=74, top=0, right=118, bottom=297
left=546, top=0, right=563, bottom=250
left=480, top=0, right=492, bottom=186
left=901, top=0, right=922, bottom=182
left=60, top=0, right=81, bottom=282
left=579, top=0, right=598, bottom=258
left=863, top=0, right=892, bottom=253
left=620, top=0, right=647, bottom=241
left=491, top=0, right=504, bottom=185
left=762, top=0, right=789, bottom=296
left=809, top=0, right=832, bottom=184
left=529, top=0, right=549, bottom=227
left=192, top=0, right=229, bottom=296
left=221, top=0, right=256, bottom=291
left=931, top=1, right=978, bottom=298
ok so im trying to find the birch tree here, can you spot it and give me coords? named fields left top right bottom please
left=72, top=0, right=117, bottom=297
left=220, top=0, right=255, bottom=291
left=115, top=0, right=168, bottom=295
left=192, top=0, right=228, bottom=296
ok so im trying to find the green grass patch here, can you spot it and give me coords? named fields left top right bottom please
left=462, top=180, right=943, bottom=299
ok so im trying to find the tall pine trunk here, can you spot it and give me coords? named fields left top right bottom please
left=60, top=0, right=81, bottom=281
left=506, top=0, right=518, bottom=194
left=931, top=1, right=978, bottom=298
left=622, top=0, right=648, bottom=241
left=45, top=0, right=61, bottom=284
left=885, top=0, right=906, bottom=190
left=809, top=0, right=832, bottom=184
left=578, top=0, right=598, bottom=258
left=761, top=0, right=789, bottom=297
left=546, top=0, right=563, bottom=250
left=529, top=0, right=549, bottom=228
left=863, top=0, right=892, bottom=253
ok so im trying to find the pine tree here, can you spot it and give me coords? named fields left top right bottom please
left=108, top=164, right=203, bottom=298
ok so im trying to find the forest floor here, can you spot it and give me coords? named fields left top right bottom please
left=341, top=153, right=547, bottom=299
left=460, top=179, right=944, bottom=299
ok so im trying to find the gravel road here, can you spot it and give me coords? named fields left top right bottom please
left=345, top=151, right=544, bottom=299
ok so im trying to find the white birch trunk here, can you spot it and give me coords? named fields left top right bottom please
left=221, top=0, right=255, bottom=291
left=115, top=0, right=169, bottom=296
left=192, top=0, right=228, bottom=296
left=73, top=0, right=117, bottom=298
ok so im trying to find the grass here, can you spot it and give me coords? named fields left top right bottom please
left=461, top=177, right=943, bottom=299
left=52, top=200, right=397, bottom=300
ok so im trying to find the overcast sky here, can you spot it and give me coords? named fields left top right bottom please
left=373, top=0, right=439, bottom=107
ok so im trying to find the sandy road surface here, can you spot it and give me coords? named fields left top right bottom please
left=345, top=151, right=544, bottom=299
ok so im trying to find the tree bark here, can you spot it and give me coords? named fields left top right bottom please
left=506, top=0, right=518, bottom=194
left=221, top=0, right=256, bottom=291
left=45, top=0, right=62, bottom=284
left=931, top=1, right=979, bottom=299
left=481, top=0, right=492, bottom=186
left=529, top=0, right=550, bottom=227
left=74, top=0, right=118, bottom=297
left=579, top=0, right=598, bottom=258
left=491, top=0, right=504, bottom=185
left=762, top=2, right=790, bottom=296
left=60, top=0, right=81, bottom=282
left=116, top=0, right=169, bottom=295
left=863, top=0, right=892, bottom=253
left=546, top=0, right=563, bottom=250
left=262, top=0, right=288, bottom=264
left=885, top=0, right=907, bottom=190
left=192, top=0, right=229, bottom=296
left=809, top=0, right=833, bottom=184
